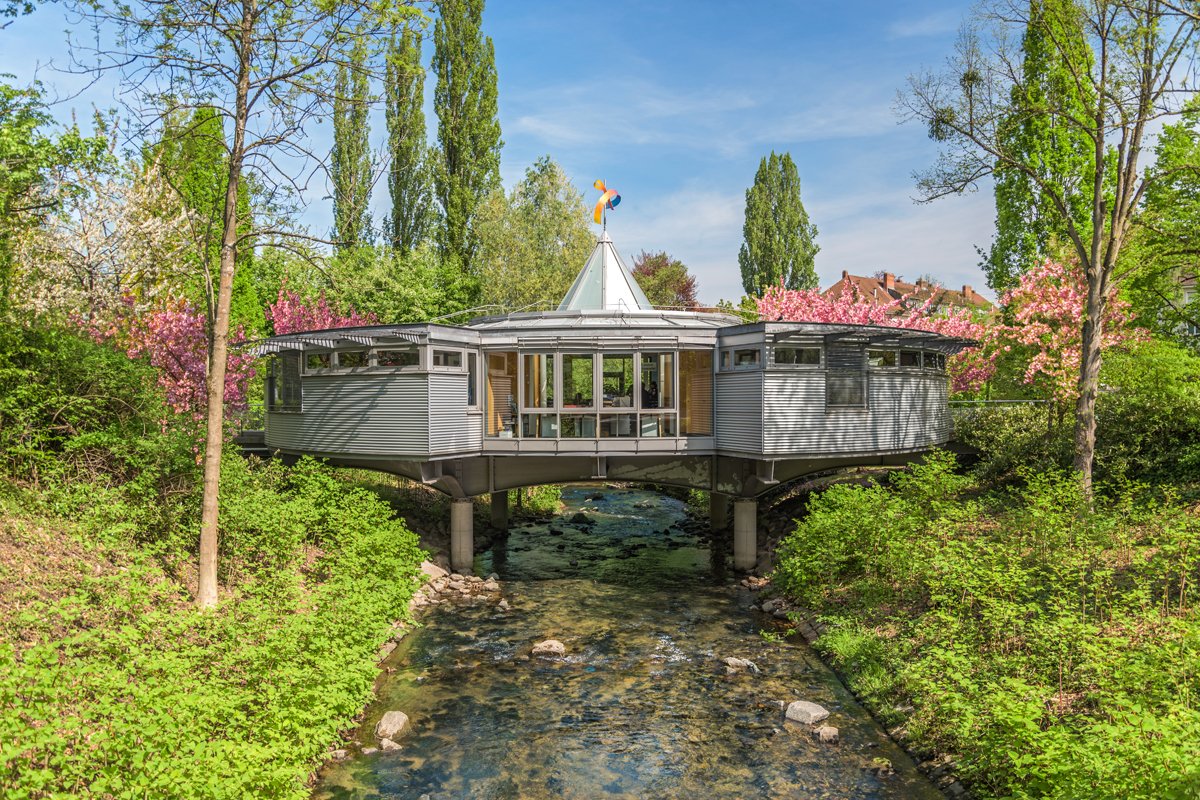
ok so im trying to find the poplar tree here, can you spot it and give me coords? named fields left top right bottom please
left=985, top=0, right=1095, bottom=292
left=432, top=0, right=502, bottom=289
left=738, top=151, right=819, bottom=296
left=385, top=23, right=433, bottom=253
left=332, top=35, right=375, bottom=251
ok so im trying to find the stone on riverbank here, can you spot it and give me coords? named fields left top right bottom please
left=420, top=561, right=448, bottom=581
left=722, top=656, right=760, bottom=674
left=569, top=512, right=592, bottom=524
left=379, top=738, right=401, bottom=751
left=785, top=700, right=829, bottom=725
left=375, top=710, right=410, bottom=740
left=532, top=639, right=566, bottom=658
left=813, top=725, right=839, bottom=744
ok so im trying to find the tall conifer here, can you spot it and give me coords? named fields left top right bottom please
left=385, top=24, right=433, bottom=254
left=985, top=0, right=1095, bottom=292
left=738, top=151, right=819, bottom=296
left=331, top=35, right=374, bottom=251
left=432, top=0, right=502, bottom=290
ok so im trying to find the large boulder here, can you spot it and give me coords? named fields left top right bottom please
left=531, top=639, right=566, bottom=658
left=785, top=700, right=829, bottom=725
left=375, top=710, right=410, bottom=740
left=420, top=561, right=448, bottom=581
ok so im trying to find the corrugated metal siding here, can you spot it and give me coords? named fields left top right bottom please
left=427, top=372, right=475, bottom=454
left=266, top=374, right=430, bottom=456
left=763, top=371, right=949, bottom=455
left=715, top=371, right=763, bottom=453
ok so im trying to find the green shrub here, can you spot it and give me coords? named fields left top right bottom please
left=775, top=460, right=1200, bottom=800
left=0, top=458, right=426, bottom=799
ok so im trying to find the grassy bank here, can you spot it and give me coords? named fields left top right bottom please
left=773, top=453, right=1200, bottom=800
left=0, top=325, right=427, bottom=798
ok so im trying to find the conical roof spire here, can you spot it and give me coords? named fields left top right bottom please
left=558, top=232, right=653, bottom=312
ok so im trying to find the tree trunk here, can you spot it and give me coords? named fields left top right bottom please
left=196, top=4, right=253, bottom=609
left=1072, top=273, right=1106, bottom=496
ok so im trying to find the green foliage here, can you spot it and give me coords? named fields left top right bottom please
left=774, top=453, right=1200, bottom=800
left=0, top=456, right=425, bottom=799
left=433, top=0, right=502, bottom=289
left=326, top=242, right=476, bottom=323
left=331, top=34, right=375, bottom=251
left=385, top=23, right=434, bottom=253
left=155, top=108, right=263, bottom=333
left=986, top=0, right=1096, bottom=292
left=510, top=485, right=562, bottom=517
left=476, top=156, right=592, bottom=311
left=738, top=150, right=818, bottom=296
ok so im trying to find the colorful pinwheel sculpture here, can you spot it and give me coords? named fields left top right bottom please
left=593, top=179, right=621, bottom=225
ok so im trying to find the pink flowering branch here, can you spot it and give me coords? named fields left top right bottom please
left=266, top=283, right=377, bottom=334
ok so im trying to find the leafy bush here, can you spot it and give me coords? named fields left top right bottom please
left=0, top=457, right=426, bottom=799
left=774, top=457, right=1200, bottom=800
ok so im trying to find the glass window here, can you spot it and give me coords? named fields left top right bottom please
left=560, top=414, right=597, bottom=438
left=720, top=350, right=732, bottom=370
left=734, top=348, right=760, bottom=367
left=376, top=348, right=419, bottom=368
left=602, top=354, right=634, bottom=408
left=679, top=350, right=713, bottom=436
left=337, top=350, right=368, bottom=369
left=827, top=372, right=866, bottom=407
left=270, top=353, right=302, bottom=412
left=775, top=346, right=821, bottom=365
left=523, top=354, right=555, bottom=409
left=867, top=349, right=897, bottom=368
left=486, top=352, right=518, bottom=437
left=521, top=413, right=557, bottom=438
left=563, top=354, right=594, bottom=408
left=467, top=352, right=478, bottom=407
left=900, top=350, right=922, bottom=368
left=599, top=413, right=636, bottom=438
left=926, top=352, right=946, bottom=371
left=432, top=349, right=462, bottom=368
left=640, top=352, right=674, bottom=409
left=305, top=352, right=331, bottom=371
left=639, top=413, right=677, bottom=437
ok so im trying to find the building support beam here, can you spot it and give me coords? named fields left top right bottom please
left=733, top=498, right=757, bottom=572
left=450, top=498, right=474, bottom=574
left=709, top=492, right=730, bottom=532
left=490, top=490, right=509, bottom=530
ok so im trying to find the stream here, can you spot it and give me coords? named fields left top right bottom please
left=313, top=486, right=941, bottom=799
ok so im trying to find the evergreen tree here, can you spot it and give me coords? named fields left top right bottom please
left=331, top=34, right=374, bottom=251
left=156, top=108, right=262, bottom=333
left=738, top=151, right=819, bottom=296
left=985, top=0, right=1095, bottom=292
left=432, top=0, right=502, bottom=292
left=385, top=24, right=433, bottom=254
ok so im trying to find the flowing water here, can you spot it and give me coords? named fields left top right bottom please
left=313, top=487, right=940, bottom=800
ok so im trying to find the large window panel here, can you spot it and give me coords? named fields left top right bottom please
left=679, top=350, right=713, bottom=436
left=523, top=353, right=555, bottom=409
left=640, top=352, right=674, bottom=409
left=602, top=353, right=634, bottom=408
left=486, top=352, right=518, bottom=436
left=562, top=354, right=594, bottom=407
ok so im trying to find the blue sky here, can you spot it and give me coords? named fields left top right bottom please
left=0, top=0, right=997, bottom=305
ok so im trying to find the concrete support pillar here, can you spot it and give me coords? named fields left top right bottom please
left=490, top=490, right=509, bottom=530
left=733, top=498, right=758, bottom=572
left=709, top=491, right=730, bottom=532
left=450, top=498, right=474, bottom=574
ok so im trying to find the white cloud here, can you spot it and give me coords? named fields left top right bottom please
left=887, top=10, right=963, bottom=40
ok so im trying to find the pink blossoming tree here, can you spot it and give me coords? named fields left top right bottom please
left=266, top=285, right=377, bottom=335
